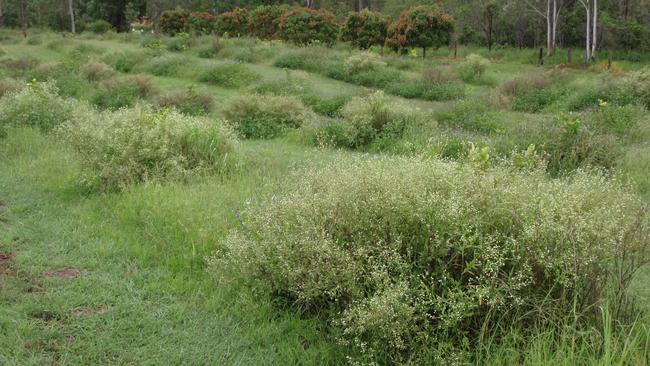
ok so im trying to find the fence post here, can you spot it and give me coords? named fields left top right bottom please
left=568, top=48, right=572, bottom=64
left=539, top=48, right=544, bottom=66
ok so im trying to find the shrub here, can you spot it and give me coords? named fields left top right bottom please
left=211, top=156, right=648, bottom=364
left=437, top=100, right=498, bottom=133
left=564, top=79, right=635, bottom=111
left=457, top=54, right=489, bottom=82
left=86, top=20, right=113, bottom=34
left=315, top=91, right=425, bottom=148
left=197, top=35, right=224, bottom=58
left=545, top=112, right=623, bottom=174
left=0, top=82, right=76, bottom=134
left=387, top=5, right=454, bottom=57
left=222, top=94, right=315, bottom=139
left=501, top=75, right=551, bottom=96
left=91, top=76, right=158, bottom=110
left=301, top=94, right=351, bottom=117
left=188, top=12, right=216, bottom=35
left=0, top=78, right=26, bottom=98
left=216, top=8, right=249, bottom=37
left=387, top=68, right=465, bottom=101
left=279, top=8, right=338, bottom=46
left=591, top=101, right=643, bottom=137
left=80, top=62, right=116, bottom=81
left=140, top=35, right=164, bottom=51
left=159, top=7, right=190, bottom=36
left=198, top=62, right=259, bottom=88
left=511, top=88, right=564, bottom=113
left=145, top=55, right=186, bottom=76
left=103, top=50, right=148, bottom=73
left=166, top=32, right=194, bottom=52
left=156, top=86, right=214, bottom=116
left=340, top=9, right=390, bottom=50
left=248, top=5, right=290, bottom=40
left=59, top=105, right=237, bottom=190
left=344, top=51, right=386, bottom=74
left=625, top=68, right=650, bottom=108
left=273, top=50, right=322, bottom=70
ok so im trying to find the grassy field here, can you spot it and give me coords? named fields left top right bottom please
left=1, top=29, right=649, bottom=365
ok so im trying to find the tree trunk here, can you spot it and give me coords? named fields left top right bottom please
left=488, top=15, right=493, bottom=51
left=67, top=0, right=75, bottom=34
left=584, top=1, right=591, bottom=61
left=551, top=0, right=558, bottom=54
left=591, top=0, right=597, bottom=59
left=0, top=0, right=4, bottom=28
left=359, top=0, right=369, bottom=10
left=20, top=0, right=27, bottom=38
left=546, top=0, right=551, bottom=53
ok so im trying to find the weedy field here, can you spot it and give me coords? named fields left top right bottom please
left=1, top=29, right=650, bottom=365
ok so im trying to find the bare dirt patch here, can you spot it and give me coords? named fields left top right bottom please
left=74, top=305, right=108, bottom=318
left=43, top=267, right=80, bottom=279
left=0, top=252, right=15, bottom=276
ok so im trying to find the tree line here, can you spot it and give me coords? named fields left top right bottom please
left=3, top=0, right=650, bottom=55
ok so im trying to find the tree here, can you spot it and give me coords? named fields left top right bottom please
left=387, top=5, right=455, bottom=58
left=279, top=7, right=338, bottom=46
left=248, top=4, right=290, bottom=40
left=578, top=0, right=598, bottom=61
left=340, top=9, right=390, bottom=50
left=67, top=0, right=76, bottom=33
left=524, top=0, right=563, bottom=54
left=483, top=1, right=498, bottom=51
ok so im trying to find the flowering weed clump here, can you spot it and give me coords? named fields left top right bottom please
left=0, top=81, right=76, bottom=135
left=211, top=156, right=649, bottom=364
left=222, top=94, right=315, bottom=139
left=59, top=104, right=237, bottom=190
left=314, top=91, right=427, bottom=148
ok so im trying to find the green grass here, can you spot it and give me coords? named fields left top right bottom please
left=1, top=30, right=649, bottom=364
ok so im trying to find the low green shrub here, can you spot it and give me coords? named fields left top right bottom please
left=314, top=91, right=426, bottom=148
left=301, top=94, right=351, bottom=117
left=222, top=94, right=315, bottom=139
left=437, top=100, right=499, bottom=133
left=91, top=75, right=158, bottom=110
left=198, top=62, right=259, bottom=88
left=140, top=36, right=165, bottom=51
left=59, top=104, right=237, bottom=190
left=273, top=50, right=323, bottom=71
left=343, top=51, right=386, bottom=74
left=166, top=33, right=194, bottom=52
left=387, top=68, right=465, bottom=101
left=156, top=86, right=214, bottom=116
left=145, top=55, right=187, bottom=76
left=511, top=88, right=564, bottom=113
left=457, top=54, right=490, bottom=83
left=0, top=82, right=76, bottom=135
left=591, top=102, right=644, bottom=137
left=545, top=112, right=623, bottom=174
left=86, top=19, right=113, bottom=34
left=565, top=82, right=636, bottom=111
left=501, top=75, right=551, bottom=96
left=211, top=156, right=648, bottom=364
left=103, top=50, right=149, bottom=73
left=26, top=36, right=42, bottom=45
left=625, top=68, right=650, bottom=108
left=80, top=61, right=116, bottom=81
left=0, top=78, right=26, bottom=98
